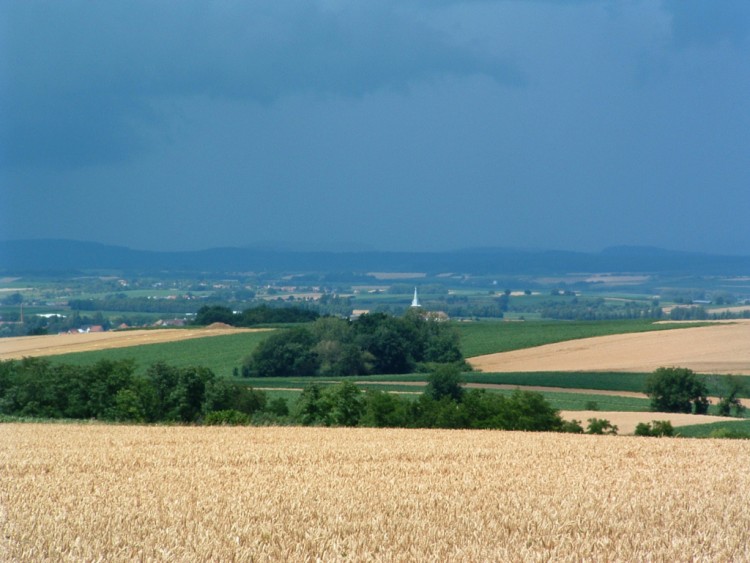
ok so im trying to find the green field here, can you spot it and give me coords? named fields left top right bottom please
left=46, top=331, right=273, bottom=378
left=457, top=319, right=707, bottom=358
left=250, top=381, right=651, bottom=413
left=461, top=371, right=650, bottom=392
left=675, top=419, right=750, bottom=438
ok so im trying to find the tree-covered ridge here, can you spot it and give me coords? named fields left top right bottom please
left=195, top=304, right=320, bottom=326
left=242, top=310, right=464, bottom=377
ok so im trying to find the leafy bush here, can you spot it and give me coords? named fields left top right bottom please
left=560, top=419, right=585, bottom=433
left=634, top=420, right=675, bottom=437
left=586, top=418, right=618, bottom=435
left=267, top=397, right=290, bottom=417
left=713, top=375, right=747, bottom=417
left=360, top=390, right=411, bottom=428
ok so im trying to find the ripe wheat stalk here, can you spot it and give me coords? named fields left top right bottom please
left=2, top=424, right=749, bottom=561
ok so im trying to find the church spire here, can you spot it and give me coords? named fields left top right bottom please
left=411, top=287, right=421, bottom=308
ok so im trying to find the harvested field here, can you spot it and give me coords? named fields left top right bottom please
left=0, top=327, right=267, bottom=361
left=2, top=424, right=750, bottom=561
left=469, top=320, right=750, bottom=375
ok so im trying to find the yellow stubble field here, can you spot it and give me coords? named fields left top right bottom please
left=469, top=320, right=750, bottom=375
left=2, top=424, right=750, bottom=561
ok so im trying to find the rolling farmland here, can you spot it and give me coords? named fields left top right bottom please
left=469, top=320, right=750, bottom=375
left=0, top=326, right=270, bottom=362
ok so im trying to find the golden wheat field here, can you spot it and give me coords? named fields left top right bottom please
left=3, top=424, right=750, bottom=561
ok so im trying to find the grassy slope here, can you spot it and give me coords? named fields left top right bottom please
left=45, top=331, right=273, bottom=378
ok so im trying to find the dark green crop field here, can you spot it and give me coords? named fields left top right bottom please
left=45, top=331, right=274, bottom=377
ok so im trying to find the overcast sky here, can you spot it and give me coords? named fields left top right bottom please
left=2, top=0, right=748, bottom=254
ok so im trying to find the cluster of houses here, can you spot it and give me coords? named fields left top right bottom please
left=59, top=318, right=188, bottom=335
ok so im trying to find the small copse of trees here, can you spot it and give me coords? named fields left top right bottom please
left=644, top=367, right=710, bottom=414
left=242, top=311, right=464, bottom=377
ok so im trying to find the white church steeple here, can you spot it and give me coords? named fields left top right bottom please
left=411, top=287, right=421, bottom=308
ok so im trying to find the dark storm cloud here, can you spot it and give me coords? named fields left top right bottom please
left=2, top=0, right=748, bottom=255
left=1, top=1, right=521, bottom=170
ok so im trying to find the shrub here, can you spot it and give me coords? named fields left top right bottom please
left=267, top=397, right=290, bottom=417
left=561, top=419, right=584, bottom=433
left=586, top=418, right=618, bottom=435
left=203, top=410, right=251, bottom=425
left=713, top=375, right=746, bottom=417
left=634, top=420, right=675, bottom=437
left=360, top=391, right=410, bottom=428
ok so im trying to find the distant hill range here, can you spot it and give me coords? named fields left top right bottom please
left=0, top=239, right=748, bottom=276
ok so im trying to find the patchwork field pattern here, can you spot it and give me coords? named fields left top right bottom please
left=3, top=424, right=750, bottom=561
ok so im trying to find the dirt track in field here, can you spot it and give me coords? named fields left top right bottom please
left=469, top=320, right=750, bottom=375
left=0, top=327, right=268, bottom=361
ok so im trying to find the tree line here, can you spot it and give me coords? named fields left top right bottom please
left=69, top=296, right=198, bottom=314
left=194, top=304, right=320, bottom=326
left=0, top=358, right=270, bottom=423
left=290, top=365, right=566, bottom=430
left=0, top=359, right=567, bottom=431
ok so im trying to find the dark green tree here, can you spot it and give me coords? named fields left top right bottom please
left=713, top=375, right=746, bottom=417
left=194, top=305, right=236, bottom=326
left=321, top=381, right=364, bottom=426
left=360, top=390, right=410, bottom=427
left=426, top=364, right=464, bottom=402
left=146, top=362, right=216, bottom=422
left=292, top=383, right=326, bottom=425
left=203, top=379, right=267, bottom=415
left=644, top=367, right=710, bottom=414
left=244, top=328, right=319, bottom=377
